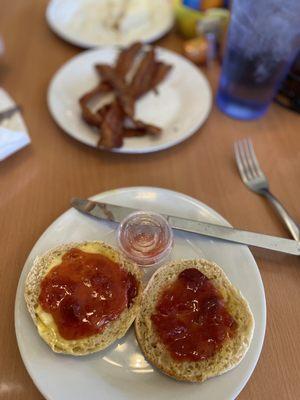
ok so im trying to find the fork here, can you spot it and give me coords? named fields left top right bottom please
left=234, top=138, right=299, bottom=241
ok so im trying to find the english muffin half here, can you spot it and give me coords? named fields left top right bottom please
left=25, top=241, right=143, bottom=356
left=135, top=259, right=254, bottom=382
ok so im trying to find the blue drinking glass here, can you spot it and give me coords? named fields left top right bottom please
left=217, top=0, right=300, bottom=120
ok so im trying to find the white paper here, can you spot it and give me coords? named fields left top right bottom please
left=0, top=87, right=31, bottom=161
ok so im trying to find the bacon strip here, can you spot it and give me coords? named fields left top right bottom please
left=129, top=49, right=156, bottom=99
left=97, top=101, right=124, bottom=149
left=95, top=42, right=142, bottom=83
left=79, top=83, right=111, bottom=127
left=95, top=64, right=135, bottom=117
left=115, top=42, right=143, bottom=80
left=150, top=62, right=173, bottom=89
left=123, top=129, right=146, bottom=138
left=129, top=118, right=161, bottom=136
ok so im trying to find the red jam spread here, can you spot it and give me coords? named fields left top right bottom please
left=151, top=268, right=237, bottom=361
left=38, top=248, right=138, bottom=340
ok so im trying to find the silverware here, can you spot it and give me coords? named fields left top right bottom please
left=234, top=138, right=299, bottom=241
left=71, top=197, right=300, bottom=256
left=0, top=105, right=21, bottom=123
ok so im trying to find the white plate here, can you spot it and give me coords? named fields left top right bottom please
left=46, top=0, right=174, bottom=48
left=15, top=187, right=266, bottom=400
left=47, top=47, right=212, bottom=154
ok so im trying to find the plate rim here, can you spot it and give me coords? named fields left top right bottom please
left=15, top=186, right=266, bottom=400
left=47, top=46, right=212, bottom=154
left=46, top=0, right=174, bottom=49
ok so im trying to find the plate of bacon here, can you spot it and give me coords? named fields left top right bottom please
left=48, top=43, right=212, bottom=153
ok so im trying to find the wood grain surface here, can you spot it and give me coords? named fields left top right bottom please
left=1, top=1, right=300, bottom=399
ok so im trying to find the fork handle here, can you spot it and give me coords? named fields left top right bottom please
left=261, top=189, right=300, bottom=241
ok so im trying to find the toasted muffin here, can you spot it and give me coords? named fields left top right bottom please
left=135, top=259, right=254, bottom=382
left=25, top=241, right=143, bottom=356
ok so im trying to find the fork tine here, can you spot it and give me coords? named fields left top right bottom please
left=234, top=142, right=245, bottom=178
left=234, top=140, right=253, bottom=183
left=245, top=138, right=264, bottom=178
left=240, top=138, right=259, bottom=179
left=239, top=140, right=255, bottom=180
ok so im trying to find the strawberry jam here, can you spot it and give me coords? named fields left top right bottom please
left=39, top=248, right=138, bottom=340
left=151, top=268, right=237, bottom=361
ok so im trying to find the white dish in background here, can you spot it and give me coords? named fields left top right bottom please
left=47, top=46, right=212, bottom=154
left=15, top=186, right=266, bottom=400
left=46, top=0, right=174, bottom=48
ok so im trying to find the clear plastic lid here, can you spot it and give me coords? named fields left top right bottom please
left=117, top=211, right=173, bottom=267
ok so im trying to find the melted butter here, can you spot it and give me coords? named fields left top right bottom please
left=37, top=303, right=82, bottom=350
left=44, top=242, right=114, bottom=273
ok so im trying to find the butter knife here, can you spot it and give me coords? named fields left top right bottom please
left=0, top=105, right=21, bottom=123
left=71, top=198, right=300, bottom=256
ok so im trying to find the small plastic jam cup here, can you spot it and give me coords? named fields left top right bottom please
left=117, top=211, right=173, bottom=267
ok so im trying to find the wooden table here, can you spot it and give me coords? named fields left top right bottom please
left=1, top=1, right=300, bottom=399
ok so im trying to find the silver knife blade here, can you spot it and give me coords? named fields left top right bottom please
left=71, top=198, right=300, bottom=256
left=0, top=105, right=21, bottom=123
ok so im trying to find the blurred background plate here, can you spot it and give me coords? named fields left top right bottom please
left=46, top=0, right=174, bottom=48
